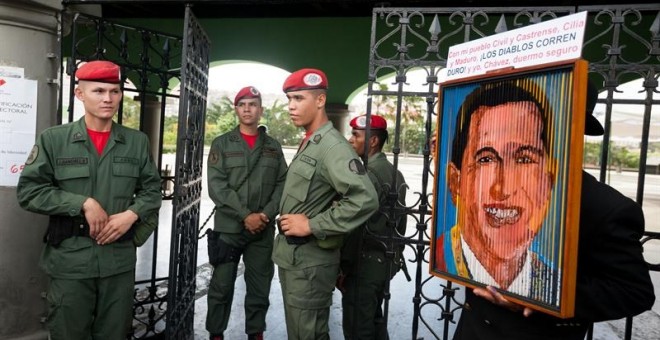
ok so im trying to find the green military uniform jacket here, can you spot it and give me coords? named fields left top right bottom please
left=273, top=122, right=378, bottom=270
left=207, top=126, right=287, bottom=233
left=16, top=117, right=162, bottom=279
left=342, top=152, right=407, bottom=266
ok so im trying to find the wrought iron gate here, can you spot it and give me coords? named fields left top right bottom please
left=366, top=4, right=659, bottom=340
left=166, top=6, right=210, bottom=340
left=62, top=5, right=209, bottom=339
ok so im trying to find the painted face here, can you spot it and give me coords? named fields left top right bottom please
left=348, top=129, right=367, bottom=157
left=234, top=97, right=263, bottom=127
left=453, top=101, right=553, bottom=262
left=285, top=90, right=323, bottom=130
left=75, top=81, right=122, bottom=121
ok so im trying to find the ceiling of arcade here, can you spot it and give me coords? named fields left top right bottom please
left=66, top=0, right=646, bottom=18
left=62, top=0, right=660, bottom=105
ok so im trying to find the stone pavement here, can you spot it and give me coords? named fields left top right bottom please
left=150, top=150, right=660, bottom=339
left=189, top=259, right=660, bottom=339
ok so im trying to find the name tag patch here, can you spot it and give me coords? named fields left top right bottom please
left=263, top=148, right=280, bottom=158
left=300, top=155, right=317, bottom=167
left=114, top=157, right=138, bottom=164
left=224, top=151, right=244, bottom=158
left=56, top=157, right=89, bottom=166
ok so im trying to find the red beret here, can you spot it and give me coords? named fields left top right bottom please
left=234, top=86, right=261, bottom=106
left=350, top=114, right=387, bottom=130
left=75, top=60, right=121, bottom=84
left=283, top=68, right=328, bottom=93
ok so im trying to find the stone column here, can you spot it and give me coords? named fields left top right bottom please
left=135, top=94, right=171, bottom=196
left=135, top=94, right=162, bottom=163
left=0, top=1, right=61, bottom=339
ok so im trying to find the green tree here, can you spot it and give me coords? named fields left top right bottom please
left=158, top=94, right=313, bottom=152
left=402, top=119, right=426, bottom=154
left=581, top=141, right=641, bottom=170
left=262, top=99, right=301, bottom=146
left=119, top=97, right=140, bottom=129
left=205, top=96, right=238, bottom=145
left=207, top=97, right=235, bottom=126
left=372, top=83, right=397, bottom=120
left=609, top=144, right=639, bottom=170
left=365, top=83, right=430, bottom=155
left=162, top=116, right=178, bottom=152
left=583, top=141, right=602, bottom=166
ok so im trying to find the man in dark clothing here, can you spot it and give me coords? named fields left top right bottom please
left=452, top=80, right=655, bottom=340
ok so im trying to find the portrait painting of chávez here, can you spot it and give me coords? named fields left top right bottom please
left=431, top=62, right=588, bottom=317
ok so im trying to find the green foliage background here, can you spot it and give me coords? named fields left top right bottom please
left=202, top=97, right=303, bottom=146
left=362, top=83, right=431, bottom=155
left=150, top=81, right=433, bottom=153
left=584, top=141, right=641, bottom=170
left=124, top=91, right=646, bottom=170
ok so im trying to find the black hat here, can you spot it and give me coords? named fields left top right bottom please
left=585, top=80, right=605, bottom=136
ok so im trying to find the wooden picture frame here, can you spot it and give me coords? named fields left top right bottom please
left=430, top=59, right=589, bottom=318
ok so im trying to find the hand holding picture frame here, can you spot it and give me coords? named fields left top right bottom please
left=430, top=59, right=589, bottom=318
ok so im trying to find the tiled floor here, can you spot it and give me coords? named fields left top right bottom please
left=146, top=150, right=660, bottom=339
left=190, top=261, right=660, bottom=340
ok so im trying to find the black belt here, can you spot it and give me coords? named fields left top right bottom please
left=277, top=219, right=311, bottom=245
left=46, top=215, right=135, bottom=246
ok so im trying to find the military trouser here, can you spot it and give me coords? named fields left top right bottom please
left=206, top=226, right=274, bottom=336
left=278, top=263, right=338, bottom=340
left=341, top=251, right=392, bottom=340
left=46, top=270, right=134, bottom=340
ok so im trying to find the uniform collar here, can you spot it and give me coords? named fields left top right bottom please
left=71, top=117, right=126, bottom=144
left=228, top=126, right=243, bottom=142
left=308, top=121, right=333, bottom=144
left=229, top=125, right=264, bottom=147
left=368, top=151, right=386, bottom=162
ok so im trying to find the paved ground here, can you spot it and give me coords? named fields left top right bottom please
left=140, top=149, right=660, bottom=339
left=190, top=269, right=660, bottom=340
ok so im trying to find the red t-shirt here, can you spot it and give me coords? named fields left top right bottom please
left=87, top=129, right=111, bottom=155
left=241, top=132, right=259, bottom=149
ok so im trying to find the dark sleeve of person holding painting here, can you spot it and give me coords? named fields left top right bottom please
left=451, top=81, right=654, bottom=340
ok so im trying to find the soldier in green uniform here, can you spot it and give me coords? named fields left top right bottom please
left=340, top=114, right=408, bottom=339
left=16, top=60, right=162, bottom=340
left=272, top=68, right=378, bottom=340
left=206, top=86, right=287, bottom=340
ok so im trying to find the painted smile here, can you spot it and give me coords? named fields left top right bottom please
left=484, top=205, right=522, bottom=227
